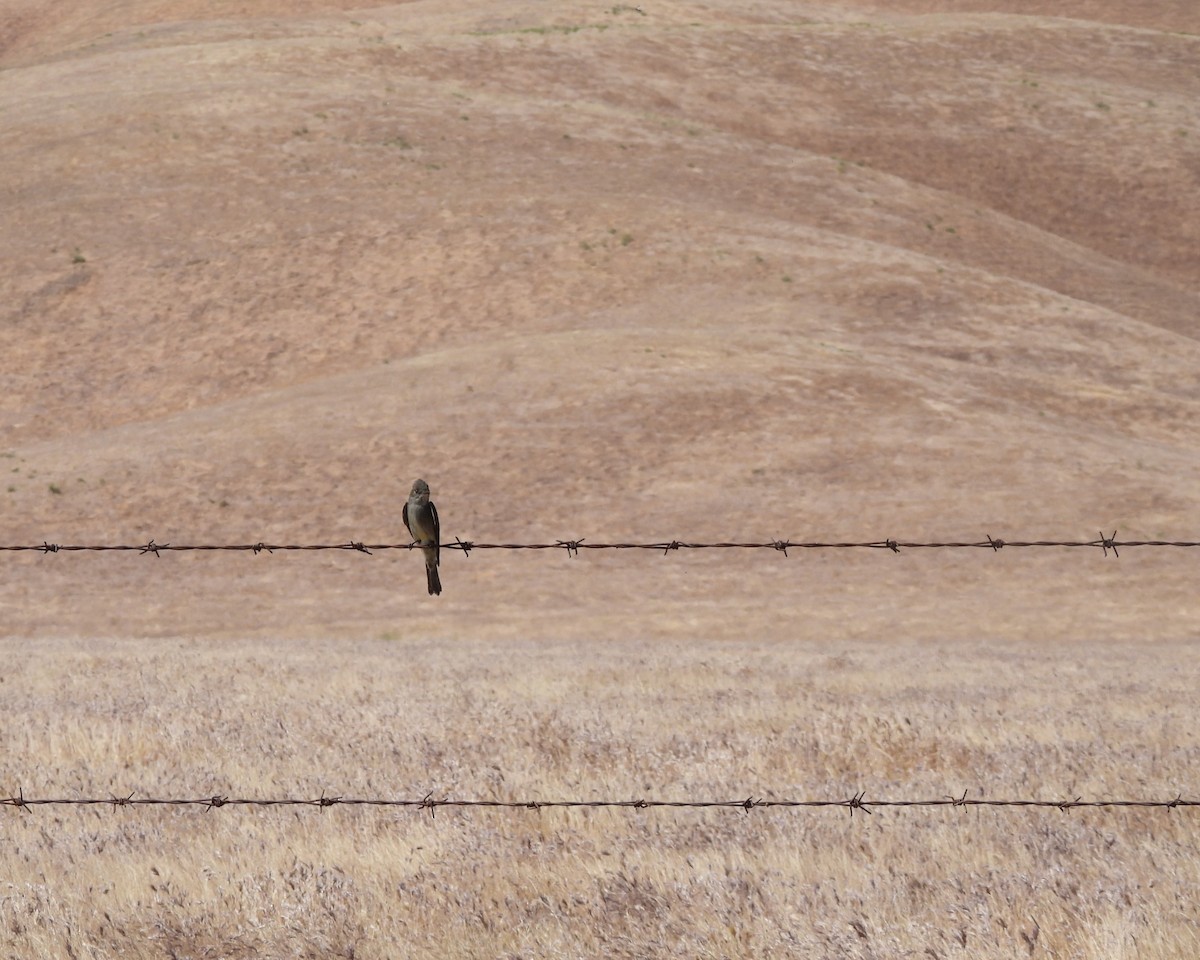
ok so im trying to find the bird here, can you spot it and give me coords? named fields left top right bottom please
left=402, top=478, right=442, bottom=596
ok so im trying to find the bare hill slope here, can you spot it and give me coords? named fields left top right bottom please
left=2, top=0, right=1198, bottom=641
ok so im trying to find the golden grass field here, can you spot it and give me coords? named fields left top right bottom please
left=5, top=634, right=1200, bottom=958
left=2, top=0, right=1200, bottom=956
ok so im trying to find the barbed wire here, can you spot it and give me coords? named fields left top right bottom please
left=2, top=531, right=1197, bottom=558
left=0, top=790, right=1195, bottom=816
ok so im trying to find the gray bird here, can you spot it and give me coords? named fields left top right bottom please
left=402, top=478, right=442, bottom=596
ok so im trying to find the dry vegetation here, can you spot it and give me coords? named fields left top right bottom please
left=2, top=0, right=1200, bottom=956
left=4, top=635, right=1200, bottom=958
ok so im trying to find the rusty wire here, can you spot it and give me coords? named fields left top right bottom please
left=0, top=790, right=1195, bottom=817
left=1, top=531, right=1197, bottom=557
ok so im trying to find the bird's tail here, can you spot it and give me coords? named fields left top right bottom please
left=426, top=562, right=442, bottom=596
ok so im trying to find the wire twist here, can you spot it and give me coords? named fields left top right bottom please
left=0, top=790, right=1194, bottom=816
left=3, top=531, right=1196, bottom=556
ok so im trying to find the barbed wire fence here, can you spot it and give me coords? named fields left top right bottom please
left=5, top=532, right=1197, bottom=821
left=3, top=531, right=1199, bottom=557
left=1, top=790, right=1196, bottom=816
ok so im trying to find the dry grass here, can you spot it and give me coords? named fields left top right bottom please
left=2, top=634, right=1199, bottom=958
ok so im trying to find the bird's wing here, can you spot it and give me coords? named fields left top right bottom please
left=402, top=501, right=413, bottom=539
left=427, top=501, right=440, bottom=543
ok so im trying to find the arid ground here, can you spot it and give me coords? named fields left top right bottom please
left=2, top=0, right=1199, bottom=956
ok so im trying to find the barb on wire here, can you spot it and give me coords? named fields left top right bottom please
left=1099, top=530, right=1119, bottom=558
left=3, top=532, right=1199, bottom=557
left=557, top=538, right=585, bottom=557
left=0, top=790, right=1195, bottom=816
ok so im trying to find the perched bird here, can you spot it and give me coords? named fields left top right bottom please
left=402, top=478, right=442, bottom=596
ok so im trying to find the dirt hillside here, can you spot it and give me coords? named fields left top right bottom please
left=2, top=0, right=1198, bottom=643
